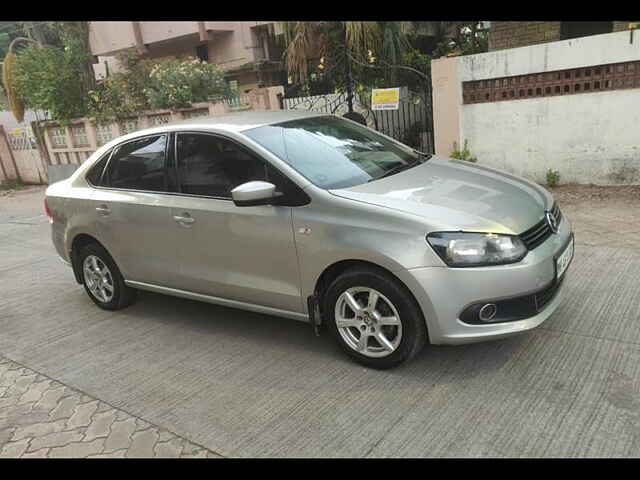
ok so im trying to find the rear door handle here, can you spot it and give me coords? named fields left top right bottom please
left=173, top=214, right=195, bottom=226
left=95, top=204, right=111, bottom=216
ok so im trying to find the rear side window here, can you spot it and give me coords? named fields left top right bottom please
left=85, top=151, right=112, bottom=186
left=104, top=135, right=169, bottom=192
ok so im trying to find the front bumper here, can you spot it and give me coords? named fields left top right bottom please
left=395, top=216, right=573, bottom=345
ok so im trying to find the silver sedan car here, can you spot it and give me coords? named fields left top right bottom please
left=45, top=111, right=574, bottom=369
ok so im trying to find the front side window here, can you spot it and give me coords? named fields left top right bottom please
left=176, top=133, right=269, bottom=198
left=244, top=115, right=427, bottom=189
left=104, top=135, right=168, bottom=192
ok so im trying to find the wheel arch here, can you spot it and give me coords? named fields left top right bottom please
left=69, top=233, right=108, bottom=284
left=313, top=259, right=429, bottom=338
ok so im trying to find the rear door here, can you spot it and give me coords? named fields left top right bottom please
left=169, top=132, right=303, bottom=313
left=91, top=133, right=181, bottom=286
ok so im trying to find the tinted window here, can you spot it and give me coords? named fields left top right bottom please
left=176, top=133, right=268, bottom=198
left=86, top=150, right=112, bottom=186
left=105, top=135, right=168, bottom=191
left=244, top=116, right=425, bottom=189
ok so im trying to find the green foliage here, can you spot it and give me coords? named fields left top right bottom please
left=12, top=44, right=88, bottom=123
left=431, top=22, right=489, bottom=58
left=0, top=32, right=10, bottom=60
left=87, top=50, right=153, bottom=123
left=0, top=178, right=24, bottom=191
left=451, top=139, right=478, bottom=162
left=546, top=169, right=560, bottom=188
left=144, top=57, right=229, bottom=110
left=88, top=52, right=230, bottom=123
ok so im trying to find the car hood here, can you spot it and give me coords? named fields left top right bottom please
left=329, top=156, right=553, bottom=234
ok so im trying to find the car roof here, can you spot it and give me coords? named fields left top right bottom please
left=95, top=110, right=330, bottom=154
left=167, top=109, right=327, bottom=132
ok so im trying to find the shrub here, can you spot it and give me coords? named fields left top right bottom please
left=546, top=169, right=560, bottom=188
left=451, top=139, right=478, bottom=163
left=143, top=57, right=230, bottom=110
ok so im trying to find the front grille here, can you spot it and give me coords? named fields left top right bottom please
left=519, top=203, right=562, bottom=250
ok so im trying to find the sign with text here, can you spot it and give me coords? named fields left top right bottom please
left=371, top=88, right=400, bottom=110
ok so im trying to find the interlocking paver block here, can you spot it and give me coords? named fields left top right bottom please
left=0, top=396, right=20, bottom=411
left=22, top=448, right=50, bottom=458
left=11, top=419, right=67, bottom=441
left=1, top=369, right=24, bottom=384
left=28, top=429, right=84, bottom=452
left=49, top=396, right=80, bottom=421
left=84, top=410, right=117, bottom=442
left=66, top=400, right=99, bottom=429
left=180, top=446, right=209, bottom=458
left=104, top=418, right=137, bottom=453
left=126, top=428, right=159, bottom=458
left=49, top=438, right=105, bottom=458
left=34, top=386, right=66, bottom=412
left=18, top=380, right=51, bottom=403
left=88, top=449, right=127, bottom=458
left=12, top=374, right=37, bottom=392
left=0, top=427, right=16, bottom=445
left=155, top=437, right=184, bottom=458
left=1, top=410, right=50, bottom=428
left=0, top=438, right=31, bottom=458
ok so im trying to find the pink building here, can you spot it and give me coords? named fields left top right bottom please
left=89, top=21, right=285, bottom=93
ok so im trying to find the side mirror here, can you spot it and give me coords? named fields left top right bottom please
left=231, top=181, right=282, bottom=207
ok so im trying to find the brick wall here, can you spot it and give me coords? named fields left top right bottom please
left=489, top=22, right=561, bottom=51
left=489, top=21, right=636, bottom=52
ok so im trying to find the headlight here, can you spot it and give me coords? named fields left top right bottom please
left=426, top=232, right=527, bottom=267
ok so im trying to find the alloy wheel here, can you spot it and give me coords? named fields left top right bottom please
left=83, top=255, right=114, bottom=303
left=334, top=287, right=402, bottom=358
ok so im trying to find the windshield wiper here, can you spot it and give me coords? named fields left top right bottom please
left=369, top=157, right=425, bottom=182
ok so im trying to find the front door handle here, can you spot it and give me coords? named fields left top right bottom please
left=95, top=204, right=111, bottom=216
left=173, top=214, right=195, bottom=226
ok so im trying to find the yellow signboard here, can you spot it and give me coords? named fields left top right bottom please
left=371, top=88, right=400, bottom=110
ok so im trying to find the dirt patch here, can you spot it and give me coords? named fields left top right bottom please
left=551, top=184, right=640, bottom=206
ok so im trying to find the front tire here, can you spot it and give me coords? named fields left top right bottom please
left=323, top=266, right=427, bottom=369
left=78, top=243, right=136, bottom=310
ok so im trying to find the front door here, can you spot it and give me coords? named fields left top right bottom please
left=169, top=132, right=303, bottom=313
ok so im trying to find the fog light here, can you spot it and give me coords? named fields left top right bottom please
left=478, top=303, right=497, bottom=322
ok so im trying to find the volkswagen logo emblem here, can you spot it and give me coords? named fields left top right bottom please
left=546, top=211, right=559, bottom=234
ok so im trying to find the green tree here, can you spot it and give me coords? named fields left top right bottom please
left=12, top=43, right=88, bottom=122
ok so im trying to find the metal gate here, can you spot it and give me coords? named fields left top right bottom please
left=283, top=87, right=434, bottom=154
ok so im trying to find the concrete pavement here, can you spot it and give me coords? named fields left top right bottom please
left=1, top=186, right=640, bottom=457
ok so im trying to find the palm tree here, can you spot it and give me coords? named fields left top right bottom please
left=281, top=22, right=416, bottom=111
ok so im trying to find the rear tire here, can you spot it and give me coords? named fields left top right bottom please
left=323, top=266, right=427, bottom=369
left=77, top=243, right=136, bottom=310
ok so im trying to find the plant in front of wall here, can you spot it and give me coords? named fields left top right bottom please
left=450, top=139, right=477, bottom=163
left=144, top=57, right=230, bottom=110
left=546, top=169, right=560, bottom=188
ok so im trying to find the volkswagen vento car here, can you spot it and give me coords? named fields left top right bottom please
left=45, top=111, right=574, bottom=369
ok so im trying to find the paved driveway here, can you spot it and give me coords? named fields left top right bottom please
left=1, top=185, right=640, bottom=457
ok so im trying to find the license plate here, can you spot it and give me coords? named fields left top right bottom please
left=556, top=236, right=574, bottom=280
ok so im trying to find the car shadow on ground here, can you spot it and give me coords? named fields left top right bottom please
left=118, top=288, right=529, bottom=382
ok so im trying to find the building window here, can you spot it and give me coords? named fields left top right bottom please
left=560, top=22, right=613, bottom=40
left=196, top=44, right=209, bottom=62
left=71, top=124, right=89, bottom=147
left=96, top=124, right=113, bottom=146
left=49, top=127, right=67, bottom=148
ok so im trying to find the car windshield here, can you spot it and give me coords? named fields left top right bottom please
left=243, top=115, right=429, bottom=189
